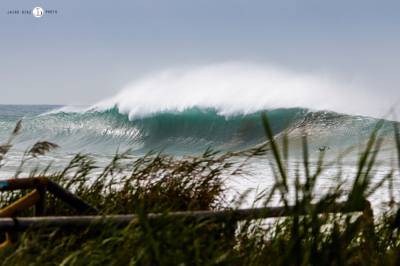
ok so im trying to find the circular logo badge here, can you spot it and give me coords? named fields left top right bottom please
left=32, top=7, right=44, bottom=18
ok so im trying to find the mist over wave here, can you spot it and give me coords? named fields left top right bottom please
left=92, top=63, right=390, bottom=119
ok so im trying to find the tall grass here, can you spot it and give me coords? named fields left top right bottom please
left=0, top=115, right=399, bottom=265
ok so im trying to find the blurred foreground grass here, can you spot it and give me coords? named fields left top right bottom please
left=0, top=115, right=399, bottom=265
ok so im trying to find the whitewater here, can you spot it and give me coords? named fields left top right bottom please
left=91, top=62, right=393, bottom=118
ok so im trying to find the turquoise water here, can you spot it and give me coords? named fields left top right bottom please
left=0, top=105, right=396, bottom=155
left=0, top=104, right=399, bottom=208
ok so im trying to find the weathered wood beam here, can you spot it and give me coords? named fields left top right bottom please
left=0, top=202, right=367, bottom=231
left=0, top=190, right=40, bottom=217
left=0, top=177, right=97, bottom=214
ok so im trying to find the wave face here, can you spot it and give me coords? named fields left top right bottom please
left=0, top=105, right=396, bottom=156
left=0, top=106, right=304, bottom=154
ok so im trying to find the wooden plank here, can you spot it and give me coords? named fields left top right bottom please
left=0, top=202, right=367, bottom=231
left=46, top=180, right=98, bottom=214
left=35, top=185, right=46, bottom=216
left=0, top=178, right=47, bottom=191
left=0, top=178, right=97, bottom=214
left=0, top=190, right=41, bottom=217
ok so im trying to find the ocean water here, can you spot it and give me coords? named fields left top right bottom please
left=0, top=104, right=397, bottom=157
left=0, top=104, right=399, bottom=209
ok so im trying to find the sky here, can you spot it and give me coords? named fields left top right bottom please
left=0, top=0, right=399, bottom=106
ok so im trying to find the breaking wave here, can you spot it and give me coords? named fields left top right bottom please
left=0, top=106, right=395, bottom=156
left=1, top=63, right=398, bottom=155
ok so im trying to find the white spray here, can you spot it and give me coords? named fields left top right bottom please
left=93, top=62, right=392, bottom=119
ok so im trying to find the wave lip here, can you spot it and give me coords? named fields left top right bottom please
left=92, top=63, right=389, bottom=119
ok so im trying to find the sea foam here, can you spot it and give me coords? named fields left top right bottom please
left=92, top=62, right=392, bottom=119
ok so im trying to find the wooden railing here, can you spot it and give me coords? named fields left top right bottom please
left=0, top=177, right=97, bottom=249
left=0, top=177, right=371, bottom=249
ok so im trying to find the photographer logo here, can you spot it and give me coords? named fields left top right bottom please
left=32, top=7, right=44, bottom=18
